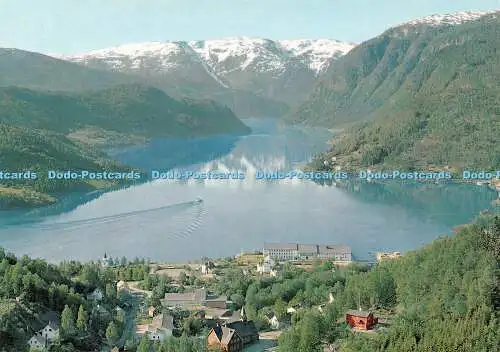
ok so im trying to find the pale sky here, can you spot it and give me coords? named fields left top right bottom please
left=0, top=0, right=498, bottom=54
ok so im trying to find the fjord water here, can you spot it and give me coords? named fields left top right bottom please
left=0, top=119, right=496, bottom=263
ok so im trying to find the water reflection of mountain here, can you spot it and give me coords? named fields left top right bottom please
left=109, top=119, right=333, bottom=172
left=339, top=181, right=498, bottom=227
left=107, top=134, right=242, bottom=170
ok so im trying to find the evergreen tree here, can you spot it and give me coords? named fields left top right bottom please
left=60, top=305, right=76, bottom=339
left=138, top=333, right=151, bottom=352
left=76, top=304, right=88, bottom=333
left=106, top=321, right=120, bottom=346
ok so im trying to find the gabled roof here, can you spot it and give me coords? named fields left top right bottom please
left=346, top=310, right=373, bottom=318
left=29, top=334, right=46, bottom=345
left=220, top=327, right=238, bottom=345
left=151, top=314, right=174, bottom=330
left=46, top=321, right=60, bottom=330
left=225, top=321, right=258, bottom=338
left=265, top=311, right=276, bottom=319
left=31, top=311, right=60, bottom=332
left=212, top=324, right=240, bottom=345
left=164, top=288, right=206, bottom=303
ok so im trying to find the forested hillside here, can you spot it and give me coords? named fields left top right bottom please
left=0, top=124, right=134, bottom=209
left=0, top=85, right=250, bottom=138
left=292, top=12, right=500, bottom=170
left=0, top=84, right=251, bottom=208
left=277, top=215, right=500, bottom=352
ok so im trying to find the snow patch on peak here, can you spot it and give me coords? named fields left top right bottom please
left=54, top=37, right=355, bottom=76
left=188, top=37, right=278, bottom=72
left=278, top=39, right=356, bottom=72
left=61, top=42, right=183, bottom=60
left=398, top=10, right=494, bottom=27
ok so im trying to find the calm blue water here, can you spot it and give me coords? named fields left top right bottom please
left=0, top=119, right=496, bottom=263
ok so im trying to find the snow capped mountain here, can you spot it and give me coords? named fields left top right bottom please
left=278, top=39, right=355, bottom=72
left=397, top=10, right=494, bottom=27
left=55, top=37, right=355, bottom=110
left=57, top=37, right=355, bottom=76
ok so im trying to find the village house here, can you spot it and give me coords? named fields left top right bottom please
left=28, top=335, right=47, bottom=350
left=147, top=313, right=174, bottom=341
left=376, top=252, right=402, bottom=261
left=207, top=323, right=243, bottom=352
left=235, top=252, right=264, bottom=265
left=257, top=255, right=275, bottom=274
left=162, top=287, right=227, bottom=310
left=265, top=312, right=280, bottom=330
left=39, top=321, right=60, bottom=341
left=224, top=321, right=259, bottom=345
left=345, top=310, right=378, bottom=330
left=28, top=316, right=60, bottom=351
left=87, top=287, right=104, bottom=301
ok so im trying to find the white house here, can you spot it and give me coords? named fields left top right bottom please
left=257, top=256, right=275, bottom=274
left=147, top=314, right=174, bottom=341
left=39, top=321, right=59, bottom=342
left=148, top=327, right=172, bottom=342
left=286, top=307, right=297, bottom=314
left=266, top=313, right=280, bottom=330
left=28, top=335, right=46, bottom=350
left=87, top=288, right=104, bottom=301
left=328, top=293, right=334, bottom=304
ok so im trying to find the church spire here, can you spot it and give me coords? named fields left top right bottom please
left=240, top=305, right=247, bottom=322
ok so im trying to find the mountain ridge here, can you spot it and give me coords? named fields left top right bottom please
left=54, top=37, right=355, bottom=76
left=302, top=11, right=500, bottom=171
left=51, top=37, right=355, bottom=112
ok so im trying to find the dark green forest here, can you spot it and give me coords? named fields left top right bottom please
left=275, top=215, right=500, bottom=352
left=0, top=85, right=250, bottom=137
left=0, top=123, right=134, bottom=209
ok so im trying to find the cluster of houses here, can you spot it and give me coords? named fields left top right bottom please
left=27, top=313, right=60, bottom=351
left=263, top=243, right=352, bottom=262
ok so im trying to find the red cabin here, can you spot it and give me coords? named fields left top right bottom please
left=345, top=310, right=378, bottom=330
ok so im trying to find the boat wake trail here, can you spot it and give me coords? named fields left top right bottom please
left=20, top=201, right=206, bottom=239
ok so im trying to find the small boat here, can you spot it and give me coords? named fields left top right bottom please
left=195, top=197, right=203, bottom=203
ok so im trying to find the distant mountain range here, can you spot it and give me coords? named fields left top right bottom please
left=52, top=38, right=355, bottom=117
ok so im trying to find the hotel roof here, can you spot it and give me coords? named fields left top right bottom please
left=264, top=243, right=298, bottom=250
left=318, top=244, right=351, bottom=254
